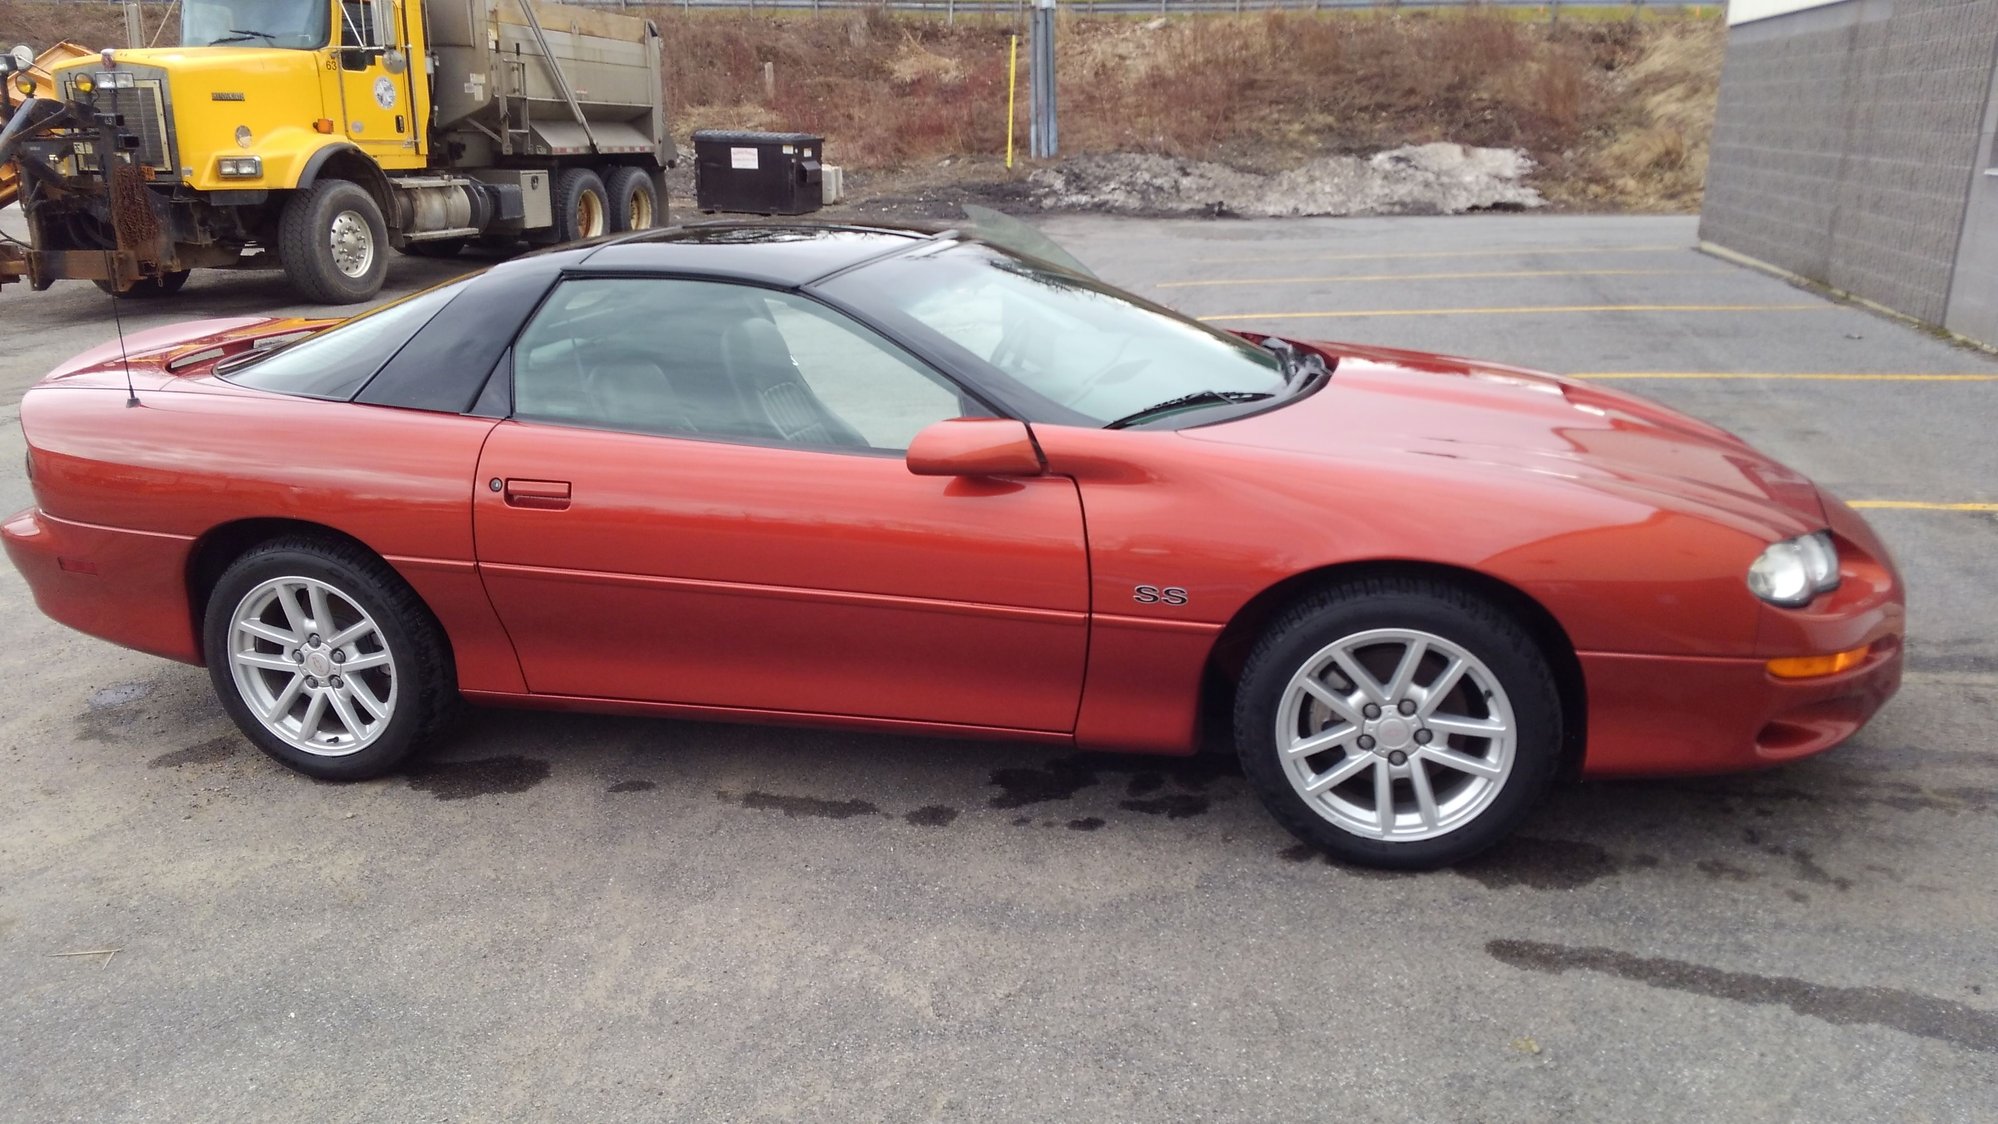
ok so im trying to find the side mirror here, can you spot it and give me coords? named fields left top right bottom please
left=906, top=418, right=1045, bottom=478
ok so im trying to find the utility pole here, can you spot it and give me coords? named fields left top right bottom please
left=123, top=2, right=145, bottom=49
left=1029, top=0, right=1058, bottom=159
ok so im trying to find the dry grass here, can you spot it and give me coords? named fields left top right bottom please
left=0, top=1, right=1723, bottom=211
left=649, top=8, right=1721, bottom=209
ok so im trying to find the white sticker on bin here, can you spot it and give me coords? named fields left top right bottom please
left=730, top=147, right=758, bottom=170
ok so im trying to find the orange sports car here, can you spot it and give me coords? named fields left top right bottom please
left=2, top=225, right=1904, bottom=867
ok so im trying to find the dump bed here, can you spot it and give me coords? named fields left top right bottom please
left=423, top=0, right=671, bottom=167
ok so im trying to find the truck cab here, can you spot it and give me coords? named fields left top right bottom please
left=0, top=0, right=672, bottom=303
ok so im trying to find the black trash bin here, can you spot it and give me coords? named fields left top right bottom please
left=692, top=130, right=825, bottom=216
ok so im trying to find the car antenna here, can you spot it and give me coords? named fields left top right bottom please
left=102, top=248, right=139, bottom=407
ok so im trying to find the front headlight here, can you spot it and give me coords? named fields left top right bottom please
left=71, top=72, right=96, bottom=95
left=217, top=156, right=262, bottom=178
left=1747, top=531, right=1840, bottom=607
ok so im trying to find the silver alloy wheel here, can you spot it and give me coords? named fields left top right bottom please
left=1275, top=627, right=1516, bottom=842
left=226, top=576, right=397, bottom=757
left=328, top=209, right=375, bottom=278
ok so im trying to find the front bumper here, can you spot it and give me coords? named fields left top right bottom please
left=1577, top=639, right=1902, bottom=777
left=2, top=506, right=201, bottom=664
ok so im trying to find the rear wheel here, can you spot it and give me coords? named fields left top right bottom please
left=1233, top=577, right=1562, bottom=869
left=278, top=179, right=389, bottom=304
left=553, top=167, right=609, bottom=244
left=604, top=166, right=662, bottom=233
left=204, top=537, right=458, bottom=780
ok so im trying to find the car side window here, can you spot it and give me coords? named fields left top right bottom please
left=511, top=277, right=974, bottom=453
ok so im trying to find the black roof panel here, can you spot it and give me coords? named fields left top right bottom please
left=578, top=224, right=929, bottom=287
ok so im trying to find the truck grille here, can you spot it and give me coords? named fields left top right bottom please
left=116, top=82, right=173, bottom=172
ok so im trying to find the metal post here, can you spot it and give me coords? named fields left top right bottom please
left=1028, top=0, right=1057, bottom=159
left=123, top=2, right=145, bottom=49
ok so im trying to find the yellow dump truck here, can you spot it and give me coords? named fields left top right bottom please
left=0, top=1, right=673, bottom=302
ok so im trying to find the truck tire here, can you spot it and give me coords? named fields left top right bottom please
left=554, top=168, right=609, bottom=244
left=94, top=270, right=191, bottom=298
left=280, top=179, right=389, bottom=304
left=604, top=167, right=661, bottom=233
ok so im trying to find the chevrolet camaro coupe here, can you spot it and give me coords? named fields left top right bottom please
left=3, top=224, right=1905, bottom=867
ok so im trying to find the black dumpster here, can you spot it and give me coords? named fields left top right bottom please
left=692, top=130, right=825, bottom=216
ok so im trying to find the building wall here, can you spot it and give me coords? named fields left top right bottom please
left=1699, top=0, right=1998, bottom=331
left=1945, top=54, right=1998, bottom=345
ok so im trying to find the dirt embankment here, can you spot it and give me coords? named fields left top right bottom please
left=1, top=3, right=1721, bottom=215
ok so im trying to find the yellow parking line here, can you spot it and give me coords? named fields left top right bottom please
left=1193, top=244, right=1688, bottom=266
left=1848, top=501, right=1998, bottom=512
left=1157, top=268, right=1723, bottom=289
left=1199, top=304, right=1825, bottom=322
left=1571, top=373, right=1998, bottom=382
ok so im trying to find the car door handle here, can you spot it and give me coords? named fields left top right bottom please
left=502, top=478, right=571, bottom=511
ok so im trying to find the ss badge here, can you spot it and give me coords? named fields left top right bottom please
left=1133, top=585, right=1189, bottom=606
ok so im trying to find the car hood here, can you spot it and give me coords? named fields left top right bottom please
left=1184, top=340, right=1827, bottom=536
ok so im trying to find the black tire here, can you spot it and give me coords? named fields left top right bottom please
left=604, top=166, right=662, bottom=233
left=93, top=270, right=191, bottom=298
left=278, top=179, right=389, bottom=304
left=203, top=536, right=458, bottom=781
left=1233, top=576, right=1563, bottom=870
left=399, top=238, right=466, bottom=259
left=553, top=167, right=609, bottom=244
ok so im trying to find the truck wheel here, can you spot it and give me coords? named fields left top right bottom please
left=604, top=167, right=661, bottom=233
left=93, top=270, right=191, bottom=298
left=554, top=168, right=609, bottom=244
left=280, top=179, right=389, bottom=304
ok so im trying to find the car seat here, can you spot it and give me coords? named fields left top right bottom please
left=718, top=319, right=866, bottom=448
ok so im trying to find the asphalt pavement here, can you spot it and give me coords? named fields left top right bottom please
left=1, top=210, right=1994, bottom=1122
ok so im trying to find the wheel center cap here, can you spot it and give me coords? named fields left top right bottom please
left=1375, top=716, right=1413, bottom=750
left=304, top=651, right=333, bottom=678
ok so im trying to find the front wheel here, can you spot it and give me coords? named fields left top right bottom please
left=278, top=179, right=389, bottom=304
left=1233, top=577, right=1563, bottom=869
left=204, top=537, right=458, bottom=780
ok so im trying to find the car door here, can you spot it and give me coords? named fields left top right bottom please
left=472, top=276, right=1091, bottom=733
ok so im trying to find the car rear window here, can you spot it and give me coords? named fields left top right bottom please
left=220, top=279, right=471, bottom=400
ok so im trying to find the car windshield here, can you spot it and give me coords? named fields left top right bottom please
left=220, top=278, right=472, bottom=399
left=823, top=241, right=1287, bottom=427
left=182, top=0, right=331, bottom=49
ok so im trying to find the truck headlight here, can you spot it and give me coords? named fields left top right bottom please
left=1747, top=531, right=1840, bottom=608
left=71, top=73, right=96, bottom=95
left=12, top=74, right=32, bottom=98
left=217, top=156, right=262, bottom=178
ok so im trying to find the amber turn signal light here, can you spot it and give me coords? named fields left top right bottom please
left=1767, top=645, right=1869, bottom=680
left=313, top=118, right=335, bottom=134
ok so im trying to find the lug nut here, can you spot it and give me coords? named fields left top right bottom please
left=1398, top=699, right=1417, bottom=716
left=308, top=633, right=321, bottom=646
left=1357, top=734, right=1376, bottom=750
left=1362, top=703, right=1381, bottom=720
left=304, top=676, right=319, bottom=689
left=329, top=675, right=343, bottom=689
left=331, top=649, right=346, bottom=664
left=1388, top=750, right=1408, bottom=766
left=292, top=650, right=304, bottom=662
left=1415, top=728, right=1433, bottom=744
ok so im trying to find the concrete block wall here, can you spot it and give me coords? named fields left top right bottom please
left=1700, top=0, right=1998, bottom=331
